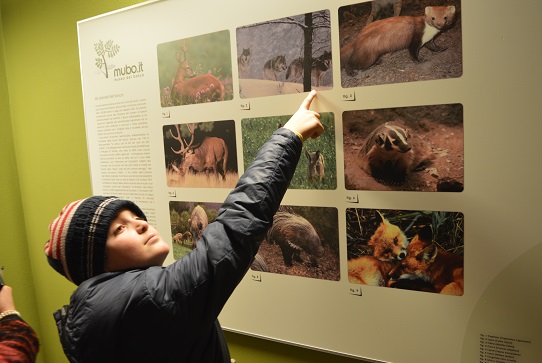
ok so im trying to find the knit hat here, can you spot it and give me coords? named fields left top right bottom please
left=44, top=196, right=146, bottom=285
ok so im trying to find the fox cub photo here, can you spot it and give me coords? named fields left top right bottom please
left=347, top=208, right=464, bottom=295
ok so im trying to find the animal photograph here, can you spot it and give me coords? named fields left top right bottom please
left=347, top=208, right=464, bottom=295
left=163, top=120, right=238, bottom=188
left=157, top=30, right=233, bottom=106
left=169, top=201, right=220, bottom=260
left=241, top=112, right=336, bottom=190
left=236, top=10, right=332, bottom=98
left=343, top=103, right=464, bottom=192
left=339, top=0, right=462, bottom=88
left=252, top=205, right=340, bottom=281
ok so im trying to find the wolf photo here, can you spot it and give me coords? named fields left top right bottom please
left=163, top=120, right=238, bottom=188
left=242, top=112, right=336, bottom=190
left=343, top=103, right=464, bottom=192
left=169, top=201, right=221, bottom=260
left=252, top=205, right=340, bottom=281
left=236, top=9, right=332, bottom=98
left=339, top=0, right=462, bottom=88
left=347, top=208, right=464, bottom=295
left=157, top=30, right=233, bottom=106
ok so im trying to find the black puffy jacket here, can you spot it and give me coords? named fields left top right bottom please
left=53, top=128, right=302, bottom=362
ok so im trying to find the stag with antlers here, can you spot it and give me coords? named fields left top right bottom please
left=169, top=123, right=228, bottom=180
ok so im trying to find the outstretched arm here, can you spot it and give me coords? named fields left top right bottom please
left=205, top=90, right=323, bottom=290
left=214, top=90, right=323, bottom=246
left=162, top=91, right=324, bottom=318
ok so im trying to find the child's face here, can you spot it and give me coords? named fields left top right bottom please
left=105, top=209, right=170, bottom=272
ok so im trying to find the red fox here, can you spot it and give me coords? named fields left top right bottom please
left=388, top=225, right=464, bottom=295
left=340, top=6, right=456, bottom=75
left=348, top=211, right=408, bottom=286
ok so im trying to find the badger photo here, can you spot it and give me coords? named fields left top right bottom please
left=343, top=103, right=464, bottom=192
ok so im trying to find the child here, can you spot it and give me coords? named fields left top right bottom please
left=45, top=90, right=323, bottom=362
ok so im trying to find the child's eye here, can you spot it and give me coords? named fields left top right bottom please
left=114, top=225, right=126, bottom=235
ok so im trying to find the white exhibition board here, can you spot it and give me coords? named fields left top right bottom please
left=78, top=0, right=542, bottom=362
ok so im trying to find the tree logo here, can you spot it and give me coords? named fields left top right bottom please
left=94, top=40, right=120, bottom=78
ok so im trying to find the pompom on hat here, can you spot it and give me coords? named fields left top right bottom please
left=44, top=196, right=146, bottom=285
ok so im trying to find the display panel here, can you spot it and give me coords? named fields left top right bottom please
left=78, top=1, right=542, bottom=362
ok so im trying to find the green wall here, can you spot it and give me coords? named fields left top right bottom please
left=0, top=0, right=361, bottom=361
left=0, top=4, right=43, bottom=363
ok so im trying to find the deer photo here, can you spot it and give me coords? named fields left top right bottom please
left=169, top=123, right=228, bottom=181
left=170, top=45, right=225, bottom=105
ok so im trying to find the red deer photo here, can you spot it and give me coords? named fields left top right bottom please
left=170, top=47, right=224, bottom=105
left=157, top=30, right=233, bottom=106
left=346, top=208, right=464, bottom=295
left=163, top=121, right=238, bottom=188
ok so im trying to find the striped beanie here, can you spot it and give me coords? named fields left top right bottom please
left=44, top=196, right=146, bottom=285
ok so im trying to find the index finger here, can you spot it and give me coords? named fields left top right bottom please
left=300, top=90, right=317, bottom=110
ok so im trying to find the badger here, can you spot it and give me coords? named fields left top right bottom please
left=359, top=122, right=433, bottom=184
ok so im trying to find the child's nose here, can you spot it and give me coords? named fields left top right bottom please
left=135, top=219, right=148, bottom=233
